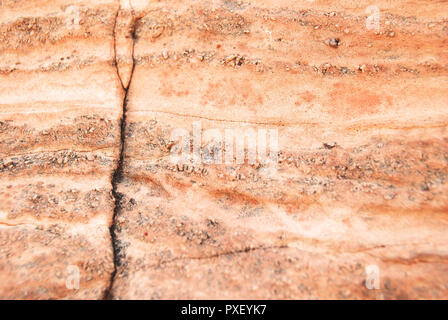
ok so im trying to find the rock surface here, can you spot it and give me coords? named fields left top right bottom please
left=0, top=0, right=122, bottom=299
left=0, top=0, right=448, bottom=299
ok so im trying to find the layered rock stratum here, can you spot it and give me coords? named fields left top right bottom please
left=0, top=0, right=447, bottom=299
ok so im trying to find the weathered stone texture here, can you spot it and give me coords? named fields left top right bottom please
left=0, top=0, right=122, bottom=299
left=1, top=0, right=448, bottom=299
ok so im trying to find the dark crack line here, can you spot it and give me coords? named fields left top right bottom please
left=150, top=245, right=289, bottom=269
left=112, top=7, right=125, bottom=91
left=103, top=6, right=140, bottom=300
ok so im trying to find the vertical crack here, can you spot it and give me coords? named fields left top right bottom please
left=112, top=6, right=125, bottom=91
left=103, top=3, right=140, bottom=300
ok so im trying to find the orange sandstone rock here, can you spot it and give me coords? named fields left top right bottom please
left=110, top=0, right=448, bottom=299
left=0, top=0, right=448, bottom=300
left=0, top=0, right=123, bottom=299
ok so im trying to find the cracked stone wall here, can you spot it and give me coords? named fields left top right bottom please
left=1, top=0, right=448, bottom=299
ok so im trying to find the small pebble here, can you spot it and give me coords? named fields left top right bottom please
left=325, top=38, right=340, bottom=48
